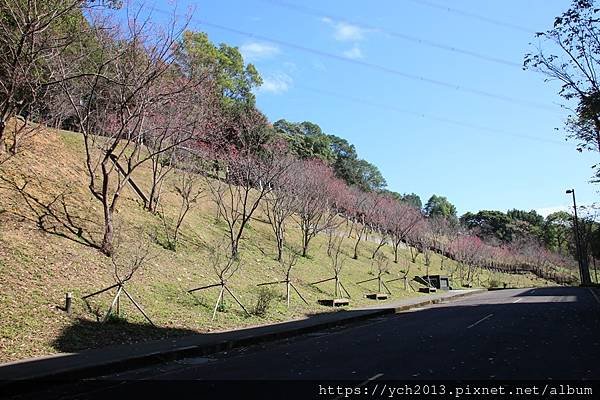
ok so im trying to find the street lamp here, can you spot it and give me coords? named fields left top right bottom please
left=566, top=189, right=592, bottom=285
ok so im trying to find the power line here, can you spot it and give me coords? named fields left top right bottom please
left=406, top=0, right=534, bottom=34
left=173, top=16, right=558, bottom=112
left=293, top=84, right=570, bottom=147
left=147, top=7, right=567, bottom=145
left=260, top=0, right=522, bottom=68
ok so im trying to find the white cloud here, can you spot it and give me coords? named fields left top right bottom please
left=321, top=18, right=368, bottom=42
left=334, top=21, right=366, bottom=41
left=343, top=45, right=363, bottom=60
left=239, top=42, right=280, bottom=61
left=259, top=72, right=293, bottom=94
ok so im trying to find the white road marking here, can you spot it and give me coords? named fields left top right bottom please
left=332, top=373, right=383, bottom=400
left=513, top=298, right=523, bottom=303
left=589, top=288, right=600, bottom=305
left=365, top=373, right=384, bottom=382
left=467, top=313, right=494, bottom=329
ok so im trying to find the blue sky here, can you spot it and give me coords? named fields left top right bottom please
left=128, top=0, right=598, bottom=216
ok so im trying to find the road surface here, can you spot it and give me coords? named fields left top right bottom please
left=8, top=287, right=600, bottom=399
left=111, top=286, right=600, bottom=380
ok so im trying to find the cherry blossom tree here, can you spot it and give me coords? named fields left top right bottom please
left=429, top=215, right=457, bottom=270
left=370, top=195, right=396, bottom=259
left=448, top=233, right=485, bottom=287
left=350, top=189, right=372, bottom=260
left=290, top=159, right=344, bottom=257
left=207, top=120, right=293, bottom=258
left=389, top=202, right=422, bottom=263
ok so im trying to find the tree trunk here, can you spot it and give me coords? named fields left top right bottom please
left=372, top=237, right=386, bottom=259
left=9, top=133, right=18, bottom=155
left=148, top=184, right=157, bottom=213
left=276, top=234, right=283, bottom=262
left=0, top=119, right=6, bottom=153
left=101, top=208, right=114, bottom=256
left=301, top=227, right=310, bottom=257
left=231, top=240, right=239, bottom=258
left=353, top=230, right=362, bottom=259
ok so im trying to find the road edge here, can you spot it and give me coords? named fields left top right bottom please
left=0, top=289, right=486, bottom=386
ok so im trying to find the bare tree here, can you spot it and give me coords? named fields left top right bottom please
left=145, top=80, right=218, bottom=213
left=82, top=231, right=155, bottom=325
left=356, top=252, right=392, bottom=295
left=0, top=0, right=87, bottom=155
left=187, top=239, right=249, bottom=319
left=257, top=249, right=308, bottom=307
left=159, top=153, right=205, bottom=251
left=57, top=11, right=203, bottom=255
left=385, top=256, right=414, bottom=291
left=311, top=235, right=351, bottom=299
left=262, top=156, right=298, bottom=261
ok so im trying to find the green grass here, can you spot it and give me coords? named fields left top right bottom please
left=0, top=125, right=556, bottom=362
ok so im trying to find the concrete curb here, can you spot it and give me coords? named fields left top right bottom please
left=0, top=289, right=486, bottom=385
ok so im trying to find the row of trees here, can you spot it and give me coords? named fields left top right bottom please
left=0, top=1, right=581, bottom=291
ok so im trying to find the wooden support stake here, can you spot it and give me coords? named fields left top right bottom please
left=381, top=281, right=392, bottom=295
left=339, top=281, right=351, bottom=299
left=310, top=277, right=336, bottom=286
left=224, top=285, right=250, bottom=317
left=65, top=292, right=72, bottom=314
left=82, top=283, right=120, bottom=300
left=122, top=287, right=155, bottom=326
left=102, top=285, right=123, bottom=322
left=108, top=154, right=149, bottom=207
left=212, top=286, right=224, bottom=320
left=188, top=282, right=222, bottom=293
left=290, top=283, right=309, bottom=305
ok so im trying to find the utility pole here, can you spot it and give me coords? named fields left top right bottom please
left=566, top=189, right=592, bottom=285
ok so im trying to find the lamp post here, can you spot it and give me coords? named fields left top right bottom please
left=566, top=189, right=591, bottom=285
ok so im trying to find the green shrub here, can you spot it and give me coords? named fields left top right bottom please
left=488, top=279, right=501, bottom=288
left=253, top=287, right=277, bottom=317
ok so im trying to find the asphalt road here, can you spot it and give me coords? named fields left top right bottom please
left=111, top=286, right=600, bottom=380
left=8, top=287, right=600, bottom=399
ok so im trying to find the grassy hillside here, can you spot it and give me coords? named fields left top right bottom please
left=0, top=125, right=555, bottom=363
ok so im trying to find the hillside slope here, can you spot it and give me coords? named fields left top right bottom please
left=0, top=126, right=554, bottom=362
